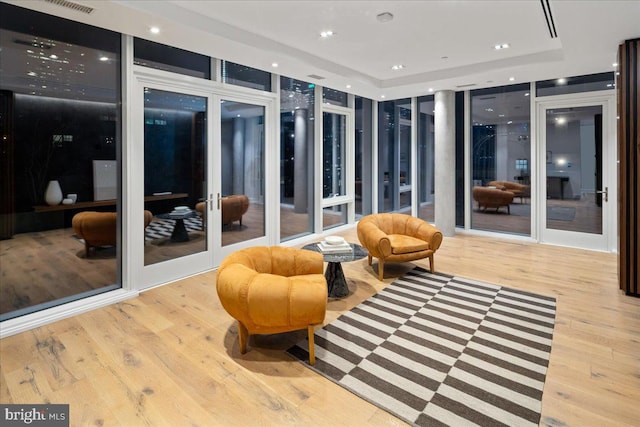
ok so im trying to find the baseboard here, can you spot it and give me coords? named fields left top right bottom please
left=0, top=289, right=139, bottom=339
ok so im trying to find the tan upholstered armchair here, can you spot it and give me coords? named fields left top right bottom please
left=357, top=213, right=443, bottom=280
left=196, top=194, right=250, bottom=229
left=216, top=246, right=327, bottom=365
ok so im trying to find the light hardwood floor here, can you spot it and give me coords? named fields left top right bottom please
left=1, top=230, right=639, bottom=426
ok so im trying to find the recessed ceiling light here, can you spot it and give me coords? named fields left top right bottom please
left=320, top=30, right=335, bottom=38
left=509, top=77, right=515, bottom=81
left=494, top=43, right=510, bottom=50
left=346, top=84, right=351, bottom=89
left=380, top=95, right=386, bottom=99
left=376, top=12, right=394, bottom=23
left=150, top=26, right=160, bottom=34
left=99, top=56, right=109, bottom=61
left=428, top=88, right=434, bottom=92
left=612, top=62, right=618, bottom=67
left=391, top=64, right=405, bottom=70
left=271, top=62, right=278, bottom=68
left=557, top=78, right=567, bottom=85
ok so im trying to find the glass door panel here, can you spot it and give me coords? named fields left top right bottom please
left=219, top=100, right=265, bottom=247
left=143, top=88, right=207, bottom=266
left=323, top=112, right=346, bottom=198
left=545, top=105, right=603, bottom=234
left=538, top=96, right=613, bottom=251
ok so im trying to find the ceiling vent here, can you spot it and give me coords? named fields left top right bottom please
left=43, top=0, right=94, bottom=14
left=307, top=74, right=326, bottom=80
left=540, top=0, right=558, bottom=38
left=456, top=83, right=477, bottom=88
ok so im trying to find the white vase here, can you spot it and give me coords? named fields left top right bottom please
left=45, top=180, right=63, bottom=205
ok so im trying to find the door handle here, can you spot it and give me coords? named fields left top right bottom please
left=596, top=187, right=608, bottom=202
left=199, top=194, right=215, bottom=211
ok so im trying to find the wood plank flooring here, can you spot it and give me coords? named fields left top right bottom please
left=1, top=230, right=639, bottom=426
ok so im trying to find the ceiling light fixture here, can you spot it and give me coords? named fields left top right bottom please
left=612, top=62, right=618, bottom=67
left=494, top=43, right=510, bottom=50
left=391, top=64, right=405, bottom=70
left=271, top=62, right=278, bottom=68
left=509, top=77, right=515, bottom=81
left=557, top=78, right=567, bottom=85
left=376, top=12, right=394, bottom=23
left=380, top=95, right=386, bottom=99
left=320, top=30, right=334, bottom=38
left=99, top=56, right=109, bottom=61
left=346, top=84, right=351, bottom=89
left=428, top=88, right=434, bottom=92
left=150, top=26, right=160, bottom=34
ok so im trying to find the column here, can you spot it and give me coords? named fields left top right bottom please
left=232, top=117, right=245, bottom=195
left=293, top=108, right=308, bottom=213
left=434, top=90, right=456, bottom=236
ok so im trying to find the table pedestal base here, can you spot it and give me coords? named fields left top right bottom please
left=170, top=219, right=190, bottom=242
left=325, top=262, right=348, bottom=298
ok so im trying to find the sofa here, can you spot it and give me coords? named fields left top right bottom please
left=357, top=213, right=443, bottom=280
left=216, top=246, right=327, bottom=365
left=72, top=210, right=153, bottom=257
left=472, top=186, right=514, bottom=214
left=488, top=180, right=530, bottom=203
left=196, top=194, right=250, bottom=229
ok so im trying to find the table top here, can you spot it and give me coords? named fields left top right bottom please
left=302, top=242, right=368, bottom=263
left=156, top=210, right=197, bottom=220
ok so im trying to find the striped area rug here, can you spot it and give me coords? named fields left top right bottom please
left=287, top=267, right=556, bottom=426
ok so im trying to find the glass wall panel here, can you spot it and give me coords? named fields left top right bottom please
left=134, top=38, right=211, bottom=79
left=417, top=96, right=435, bottom=223
left=536, top=72, right=615, bottom=97
left=323, top=112, right=346, bottom=198
left=322, top=87, right=348, bottom=107
left=280, top=77, right=315, bottom=241
left=470, top=84, right=531, bottom=235
left=355, top=97, right=373, bottom=219
left=545, top=105, right=603, bottom=234
left=143, top=89, right=207, bottom=266
left=220, top=100, right=266, bottom=246
left=378, top=98, right=412, bottom=213
left=0, top=3, right=121, bottom=320
left=221, top=61, right=271, bottom=91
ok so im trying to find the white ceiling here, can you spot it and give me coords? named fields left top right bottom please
left=6, top=0, right=640, bottom=100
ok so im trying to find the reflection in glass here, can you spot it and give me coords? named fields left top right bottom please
left=220, top=100, right=266, bottom=246
left=134, top=38, right=211, bottom=79
left=0, top=3, right=121, bottom=320
left=355, top=97, right=373, bottom=219
left=470, top=85, right=531, bottom=236
left=322, top=87, right=348, bottom=107
left=323, top=204, right=348, bottom=230
left=323, top=112, right=346, bottom=199
left=417, top=96, right=435, bottom=223
left=536, top=72, right=614, bottom=97
left=545, top=105, right=603, bottom=234
left=378, top=99, right=412, bottom=213
left=143, top=89, right=207, bottom=265
left=280, top=77, right=315, bottom=241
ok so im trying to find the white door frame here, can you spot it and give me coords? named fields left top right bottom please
left=213, top=90, right=278, bottom=264
left=129, top=67, right=277, bottom=290
left=534, top=90, right=617, bottom=252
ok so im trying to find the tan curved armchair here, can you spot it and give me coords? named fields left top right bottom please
left=357, top=213, right=443, bottom=280
left=216, top=246, right=327, bottom=365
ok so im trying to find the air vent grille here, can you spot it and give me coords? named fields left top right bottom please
left=307, top=74, right=326, bottom=80
left=456, top=83, right=477, bottom=88
left=540, top=0, right=558, bottom=38
left=43, top=0, right=94, bottom=14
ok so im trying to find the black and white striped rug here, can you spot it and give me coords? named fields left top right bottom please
left=145, top=217, right=202, bottom=241
left=287, top=267, right=556, bottom=426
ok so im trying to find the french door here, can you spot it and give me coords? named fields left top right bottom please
left=131, top=73, right=274, bottom=290
left=536, top=93, right=616, bottom=251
